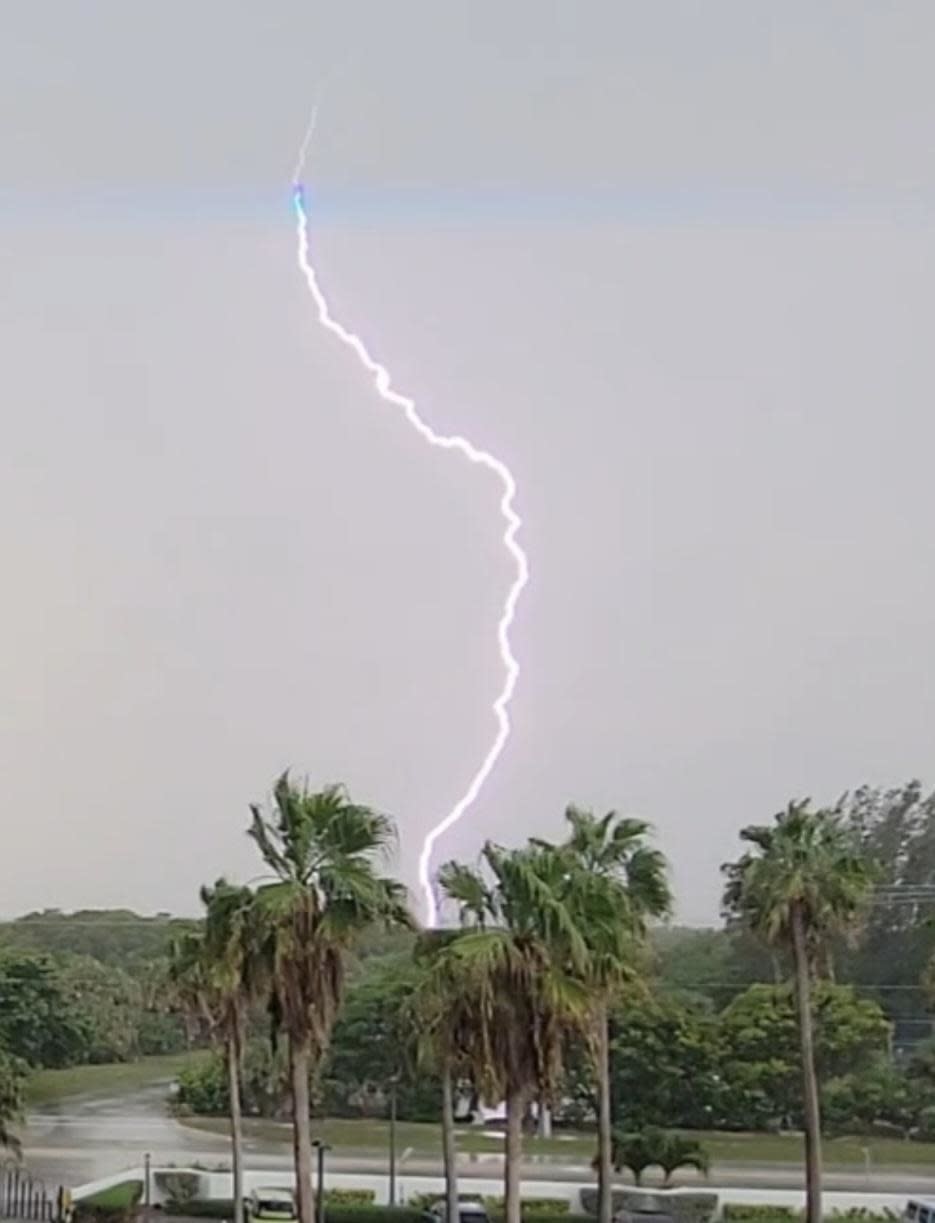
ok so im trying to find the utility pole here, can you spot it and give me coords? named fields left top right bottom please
left=388, top=1078, right=399, bottom=1207
left=144, top=1153, right=152, bottom=1223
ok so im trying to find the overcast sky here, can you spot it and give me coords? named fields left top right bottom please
left=3, top=2, right=934, bottom=925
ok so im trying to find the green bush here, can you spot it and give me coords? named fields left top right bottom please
left=917, top=1105, right=935, bottom=1141
left=720, top=1216, right=793, bottom=1223
left=482, top=1200, right=570, bottom=1217
left=722, top=1210, right=796, bottom=1223
left=406, top=1195, right=484, bottom=1211
left=74, top=1206, right=138, bottom=1223
left=828, top=1214, right=898, bottom=1223
left=163, top=1202, right=232, bottom=1220
left=326, top=1209, right=423, bottom=1223
left=522, top=1216, right=590, bottom=1223
left=324, top=1191, right=377, bottom=1207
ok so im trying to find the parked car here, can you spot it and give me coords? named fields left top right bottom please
left=905, top=1200, right=935, bottom=1223
left=248, top=1187, right=298, bottom=1221
left=421, top=1198, right=490, bottom=1223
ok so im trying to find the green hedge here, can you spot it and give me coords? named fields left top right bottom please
left=484, top=1201, right=569, bottom=1217
left=722, top=1210, right=796, bottom=1223
left=522, top=1216, right=591, bottom=1223
left=327, top=1209, right=423, bottom=1223
left=164, top=1204, right=420, bottom=1223
left=163, top=1203, right=233, bottom=1220
left=406, top=1196, right=483, bottom=1212
left=722, top=1212, right=897, bottom=1223
left=324, top=1192, right=378, bottom=1208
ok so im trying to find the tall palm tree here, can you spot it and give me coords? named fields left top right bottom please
left=549, top=808, right=671, bottom=1223
left=722, top=800, right=875, bottom=1223
left=201, top=880, right=256, bottom=1223
left=169, top=880, right=255, bottom=1223
left=435, top=843, right=591, bottom=1223
left=248, top=773, right=412, bottom=1223
left=409, top=931, right=477, bottom=1223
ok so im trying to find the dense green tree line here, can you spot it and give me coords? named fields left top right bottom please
left=0, top=949, right=188, bottom=1069
left=176, top=971, right=925, bottom=1139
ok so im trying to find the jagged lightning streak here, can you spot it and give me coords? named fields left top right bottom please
left=292, top=114, right=529, bottom=927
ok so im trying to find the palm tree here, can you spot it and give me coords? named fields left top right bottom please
left=409, top=931, right=477, bottom=1223
left=200, top=880, right=256, bottom=1223
left=722, top=800, right=875, bottom=1223
left=549, top=807, right=671, bottom=1223
left=605, top=1128, right=708, bottom=1186
left=655, top=1132, right=710, bottom=1186
left=168, top=880, right=255, bottom=1223
left=248, top=773, right=412, bottom=1223
left=435, top=843, right=591, bottom=1223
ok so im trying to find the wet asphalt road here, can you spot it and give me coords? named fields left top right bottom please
left=18, top=1084, right=935, bottom=1197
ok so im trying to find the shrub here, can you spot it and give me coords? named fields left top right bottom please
left=722, top=1211, right=796, bottom=1223
left=523, top=1215, right=590, bottom=1223
left=325, top=1191, right=377, bottom=1207
left=74, top=1207, right=138, bottom=1223
left=917, top=1105, right=935, bottom=1141
left=326, top=1209, right=424, bottom=1223
left=828, top=1214, right=898, bottom=1223
left=482, top=1200, right=569, bottom=1217
left=163, top=1203, right=232, bottom=1220
left=405, top=1195, right=483, bottom=1211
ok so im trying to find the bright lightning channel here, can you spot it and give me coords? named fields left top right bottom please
left=291, top=180, right=530, bottom=927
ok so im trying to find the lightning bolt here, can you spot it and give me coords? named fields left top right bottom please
left=292, top=133, right=529, bottom=927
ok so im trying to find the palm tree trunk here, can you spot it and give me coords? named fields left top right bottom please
left=791, top=905, right=822, bottom=1223
left=441, top=1065, right=459, bottom=1223
left=290, top=1038, right=315, bottom=1223
left=228, top=1033, right=245, bottom=1223
left=504, top=1087, right=524, bottom=1223
left=596, top=1004, right=613, bottom=1223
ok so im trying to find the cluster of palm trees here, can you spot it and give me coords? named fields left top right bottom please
left=415, top=810, right=672, bottom=1223
left=169, top=775, right=410, bottom=1223
left=169, top=777, right=671, bottom=1223
left=171, top=776, right=875, bottom=1223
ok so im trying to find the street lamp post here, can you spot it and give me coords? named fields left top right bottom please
left=311, top=1140, right=330, bottom=1223
left=388, top=1078, right=399, bottom=1207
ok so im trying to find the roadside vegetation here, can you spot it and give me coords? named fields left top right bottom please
left=5, top=778, right=935, bottom=1223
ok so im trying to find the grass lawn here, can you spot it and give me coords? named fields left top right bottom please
left=80, top=1181, right=143, bottom=1208
left=26, top=1052, right=209, bottom=1107
left=180, top=1115, right=935, bottom=1169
